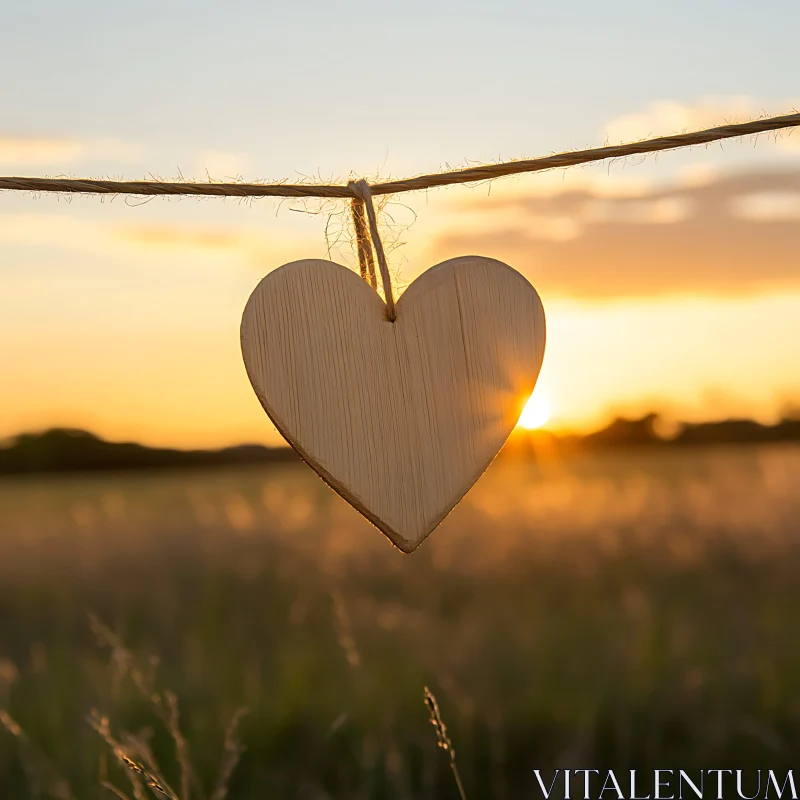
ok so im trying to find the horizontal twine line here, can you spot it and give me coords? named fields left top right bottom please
left=0, top=113, right=798, bottom=199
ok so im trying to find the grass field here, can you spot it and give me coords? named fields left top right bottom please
left=1, top=443, right=799, bottom=799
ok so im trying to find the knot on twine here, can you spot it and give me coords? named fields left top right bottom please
left=348, top=179, right=396, bottom=322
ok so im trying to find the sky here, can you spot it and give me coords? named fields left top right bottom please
left=1, top=0, right=799, bottom=447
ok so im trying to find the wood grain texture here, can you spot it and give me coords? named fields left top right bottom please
left=241, top=256, right=546, bottom=552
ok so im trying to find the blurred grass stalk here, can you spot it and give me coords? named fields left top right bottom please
left=424, top=687, right=467, bottom=800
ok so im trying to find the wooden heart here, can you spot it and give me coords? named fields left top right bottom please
left=241, top=256, right=546, bottom=552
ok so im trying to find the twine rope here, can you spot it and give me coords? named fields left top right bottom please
left=348, top=180, right=396, bottom=322
left=350, top=198, right=377, bottom=289
left=0, top=113, right=797, bottom=200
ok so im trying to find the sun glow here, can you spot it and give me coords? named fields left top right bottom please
left=517, top=392, right=551, bottom=430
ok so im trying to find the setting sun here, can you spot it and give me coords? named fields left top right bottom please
left=517, top=392, right=551, bottom=430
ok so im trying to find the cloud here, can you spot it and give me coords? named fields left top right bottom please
left=604, top=96, right=757, bottom=142
left=0, top=134, right=141, bottom=167
left=0, top=136, right=82, bottom=166
left=731, top=192, right=800, bottom=221
left=114, top=223, right=308, bottom=266
left=429, top=169, right=800, bottom=298
left=195, top=151, right=247, bottom=180
left=0, top=212, right=314, bottom=273
left=603, top=96, right=800, bottom=151
left=0, top=213, right=102, bottom=250
left=117, top=224, right=252, bottom=251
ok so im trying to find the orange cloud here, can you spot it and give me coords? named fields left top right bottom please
left=0, top=134, right=141, bottom=166
left=113, top=223, right=313, bottom=268
left=0, top=213, right=312, bottom=269
left=117, top=224, right=250, bottom=251
left=430, top=169, right=800, bottom=299
left=0, top=136, right=81, bottom=165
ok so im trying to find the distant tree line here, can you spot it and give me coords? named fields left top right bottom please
left=1, top=414, right=799, bottom=475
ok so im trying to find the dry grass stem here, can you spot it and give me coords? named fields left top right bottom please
left=119, top=753, right=178, bottom=799
left=209, top=707, right=249, bottom=800
left=89, top=710, right=178, bottom=800
left=0, top=709, right=75, bottom=800
left=164, top=691, right=194, bottom=800
left=331, top=591, right=361, bottom=670
left=89, top=612, right=158, bottom=701
left=121, top=731, right=177, bottom=800
left=102, top=780, right=134, bottom=800
left=90, top=613, right=198, bottom=798
left=423, top=687, right=467, bottom=800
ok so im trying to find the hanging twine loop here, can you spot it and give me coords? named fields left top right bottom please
left=350, top=196, right=377, bottom=290
left=348, top=179, right=396, bottom=322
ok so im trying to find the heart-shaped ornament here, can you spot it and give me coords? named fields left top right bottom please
left=241, top=256, right=546, bottom=552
